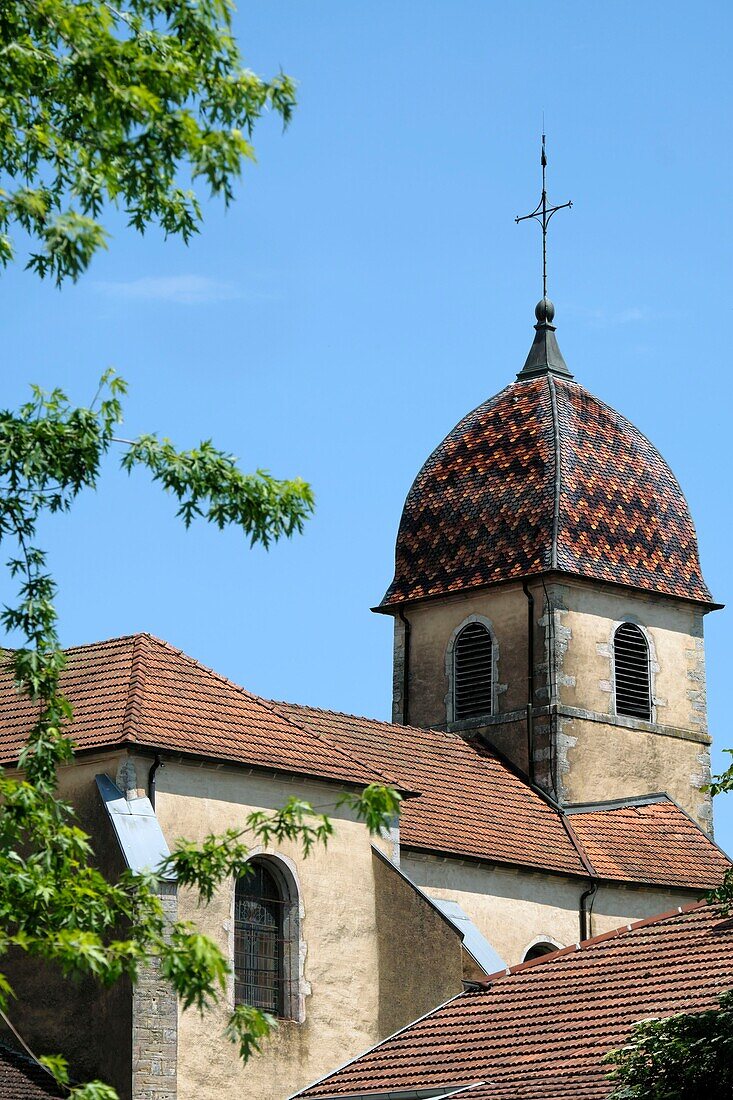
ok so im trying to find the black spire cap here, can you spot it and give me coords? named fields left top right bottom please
left=516, top=298, right=573, bottom=381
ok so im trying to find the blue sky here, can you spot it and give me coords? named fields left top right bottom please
left=4, top=1, right=733, bottom=846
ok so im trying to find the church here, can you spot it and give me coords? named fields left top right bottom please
left=0, top=276, right=728, bottom=1093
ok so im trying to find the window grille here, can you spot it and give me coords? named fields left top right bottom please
left=453, top=622, right=493, bottom=721
left=613, top=622, right=651, bottom=721
left=234, top=862, right=289, bottom=1016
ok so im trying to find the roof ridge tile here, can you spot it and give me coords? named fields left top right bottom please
left=121, top=633, right=147, bottom=744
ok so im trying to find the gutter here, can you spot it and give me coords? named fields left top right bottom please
left=559, top=811, right=599, bottom=942
left=521, top=581, right=535, bottom=783
left=398, top=608, right=412, bottom=726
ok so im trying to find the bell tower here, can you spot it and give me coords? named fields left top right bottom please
left=374, top=142, right=718, bottom=833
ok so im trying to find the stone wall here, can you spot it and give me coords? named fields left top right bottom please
left=132, top=882, right=178, bottom=1100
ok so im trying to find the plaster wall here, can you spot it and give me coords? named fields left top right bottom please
left=399, top=584, right=530, bottom=729
left=402, top=852, right=702, bottom=967
left=151, top=760, right=461, bottom=1100
left=371, top=850, right=463, bottom=1037
left=559, top=717, right=711, bottom=829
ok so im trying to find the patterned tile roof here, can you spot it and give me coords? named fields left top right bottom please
left=0, top=1045, right=63, bottom=1098
left=274, top=704, right=728, bottom=890
left=0, top=634, right=393, bottom=790
left=294, top=904, right=733, bottom=1099
left=380, top=375, right=712, bottom=608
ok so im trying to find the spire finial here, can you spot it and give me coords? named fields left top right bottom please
left=515, top=132, right=572, bottom=304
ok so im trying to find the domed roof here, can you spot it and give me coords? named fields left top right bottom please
left=380, top=319, right=712, bottom=609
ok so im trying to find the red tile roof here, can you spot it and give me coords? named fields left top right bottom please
left=0, top=1046, right=63, bottom=1098
left=274, top=702, right=585, bottom=877
left=0, top=635, right=394, bottom=791
left=0, top=637, right=726, bottom=890
left=566, top=797, right=729, bottom=890
left=379, top=376, right=712, bottom=609
left=275, top=703, right=729, bottom=891
left=294, top=904, right=733, bottom=1100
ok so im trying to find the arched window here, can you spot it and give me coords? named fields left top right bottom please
left=234, top=861, right=287, bottom=1016
left=453, top=622, right=494, bottom=721
left=523, top=941, right=559, bottom=962
left=613, top=622, right=651, bottom=721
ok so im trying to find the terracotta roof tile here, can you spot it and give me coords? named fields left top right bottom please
left=274, top=704, right=728, bottom=890
left=0, top=635, right=392, bottom=790
left=1, top=636, right=725, bottom=890
left=380, top=376, right=712, bottom=609
left=295, top=904, right=733, bottom=1099
left=274, top=702, right=584, bottom=877
left=0, top=1046, right=63, bottom=1098
left=565, top=798, right=729, bottom=890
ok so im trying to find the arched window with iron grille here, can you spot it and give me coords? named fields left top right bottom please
left=613, top=622, right=651, bottom=721
left=453, top=621, right=494, bottom=721
left=234, top=861, right=290, bottom=1017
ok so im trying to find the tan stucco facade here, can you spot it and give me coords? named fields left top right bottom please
left=393, top=575, right=713, bottom=830
left=403, top=851, right=703, bottom=967
left=150, top=757, right=463, bottom=1100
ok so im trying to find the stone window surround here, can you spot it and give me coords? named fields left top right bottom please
left=522, top=935, right=564, bottom=961
left=444, top=613, right=502, bottom=729
left=607, top=617, right=659, bottom=724
left=228, top=851, right=309, bottom=1024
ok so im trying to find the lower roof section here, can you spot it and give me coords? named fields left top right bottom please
left=275, top=702, right=729, bottom=891
left=292, top=904, right=733, bottom=1100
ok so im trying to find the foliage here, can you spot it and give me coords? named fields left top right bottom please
left=0, top=4, right=400, bottom=1094
left=0, top=375, right=398, bottom=1097
left=604, top=991, right=733, bottom=1099
left=0, top=0, right=296, bottom=282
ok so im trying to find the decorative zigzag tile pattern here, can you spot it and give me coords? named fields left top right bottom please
left=380, top=376, right=712, bottom=607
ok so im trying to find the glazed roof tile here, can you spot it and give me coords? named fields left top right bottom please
left=380, top=375, right=712, bottom=609
left=274, top=703, right=728, bottom=891
left=294, top=904, right=733, bottom=1100
left=0, top=1046, right=63, bottom=1098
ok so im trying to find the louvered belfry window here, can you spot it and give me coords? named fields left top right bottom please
left=613, top=622, right=651, bottom=721
left=234, top=862, right=285, bottom=1016
left=453, top=622, right=494, bottom=721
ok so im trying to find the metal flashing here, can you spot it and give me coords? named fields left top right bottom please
left=96, top=774, right=173, bottom=878
left=297, top=1084, right=484, bottom=1100
left=564, top=793, right=671, bottom=814
left=430, top=898, right=506, bottom=975
left=517, top=315, right=574, bottom=380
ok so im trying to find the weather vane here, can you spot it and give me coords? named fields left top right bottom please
left=516, top=134, right=572, bottom=302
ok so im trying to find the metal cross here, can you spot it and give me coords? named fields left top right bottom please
left=516, top=134, right=572, bottom=301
